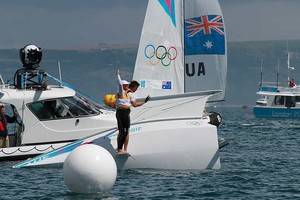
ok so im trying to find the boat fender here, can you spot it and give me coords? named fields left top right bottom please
left=103, top=94, right=116, bottom=108
left=209, top=112, right=222, bottom=127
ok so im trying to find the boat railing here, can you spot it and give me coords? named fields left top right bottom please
left=259, top=81, right=286, bottom=87
left=259, top=81, right=300, bottom=93
left=259, top=81, right=290, bottom=92
left=0, top=74, right=11, bottom=88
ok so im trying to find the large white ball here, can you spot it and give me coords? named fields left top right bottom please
left=63, top=144, right=117, bottom=193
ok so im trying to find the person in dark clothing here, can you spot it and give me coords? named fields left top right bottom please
left=0, top=104, right=18, bottom=148
left=115, top=70, right=150, bottom=154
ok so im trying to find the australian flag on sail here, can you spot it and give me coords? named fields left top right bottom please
left=184, top=15, right=225, bottom=55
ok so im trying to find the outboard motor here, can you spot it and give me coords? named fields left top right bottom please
left=208, top=112, right=222, bottom=127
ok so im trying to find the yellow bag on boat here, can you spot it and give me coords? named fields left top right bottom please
left=103, top=94, right=116, bottom=108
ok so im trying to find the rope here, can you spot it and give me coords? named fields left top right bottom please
left=46, top=73, right=104, bottom=106
left=0, top=145, right=55, bottom=155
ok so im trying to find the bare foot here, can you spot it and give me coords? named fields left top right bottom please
left=117, top=150, right=128, bottom=154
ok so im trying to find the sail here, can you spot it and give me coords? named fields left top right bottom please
left=133, top=0, right=184, bottom=98
left=184, top=0, right=227, bottom=101
left=133, top=0, right=227, bottom=101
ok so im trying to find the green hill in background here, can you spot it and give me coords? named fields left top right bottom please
left=1, top=40, right=300, bottom=107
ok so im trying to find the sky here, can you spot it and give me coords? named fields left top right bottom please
left=1, top=0, right=300, bottom=49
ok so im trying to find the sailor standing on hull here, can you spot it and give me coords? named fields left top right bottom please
left=115, top=70, right=150, bottom=154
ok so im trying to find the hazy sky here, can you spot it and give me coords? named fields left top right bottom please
left=1, top=0, right=300, bottom=49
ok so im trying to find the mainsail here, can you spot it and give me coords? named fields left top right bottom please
left=133, top=0, right=227, bottom=101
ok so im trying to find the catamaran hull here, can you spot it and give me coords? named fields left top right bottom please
left=253, top=106, right=300, bottom=118
left=14, top=118, right=221, bottom=170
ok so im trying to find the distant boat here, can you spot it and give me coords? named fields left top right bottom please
left=253, top=52, right=300, bottom=118
left=241, top=105, right=248, bottom=109
left=14, top=0, right=228, bottom=170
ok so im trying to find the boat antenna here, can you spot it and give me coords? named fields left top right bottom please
left=58, top=61, right=62, bottom=87
left=287, top=52, right=294, bottom=85
left=259, top=58, right=263, bottom=89
left=0, top=74, right=4, bottom=85
left=277, top=59, right=280, bottom=88
left=287, top=52, right=290, bottom=83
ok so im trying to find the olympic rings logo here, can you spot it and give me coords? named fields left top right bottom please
left=144, top=44, right=178, bottom=67
left=186, top=121, right=202, bottom=126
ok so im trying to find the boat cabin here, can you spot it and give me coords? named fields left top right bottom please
left=255, top=86, right=300, bottom=108
left=0, top=44, right=116, bottom=150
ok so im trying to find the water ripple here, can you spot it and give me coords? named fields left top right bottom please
left=1, top=107, right=300, bottom=199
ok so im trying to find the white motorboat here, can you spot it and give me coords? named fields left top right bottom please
left=0, top=45, right=117, bottom=161
left=14, top=0, right=228, bottom=170
left=253, top=52, right=300, bottom=118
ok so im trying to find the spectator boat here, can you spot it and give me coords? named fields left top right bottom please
left=253, top=52, right=300, bottom=118
left=0, top=45, right=117, bottom=161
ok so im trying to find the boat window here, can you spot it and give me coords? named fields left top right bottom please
left=285, top=96, right=295, bottom=107
left=28, top=95, right=100, bottom=120
left=28, top=101, right=58, bottom=120
left=75, top=93, right=105, bottom=112
left=60, top=95, right=99, bottom=117
left=274, top=96, right=284, bottom=105
left=296, top=96, right=300, bottom=102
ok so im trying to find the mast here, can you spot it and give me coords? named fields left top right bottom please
left=183, top=0, right=186, bottom=93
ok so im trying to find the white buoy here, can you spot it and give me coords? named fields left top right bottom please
left=63, top=144, right=117, bottom=193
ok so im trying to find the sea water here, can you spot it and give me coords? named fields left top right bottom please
left=1, top=107, right=300, bottom=200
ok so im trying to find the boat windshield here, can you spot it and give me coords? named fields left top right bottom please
left=28, top=94, right=101, bottom=121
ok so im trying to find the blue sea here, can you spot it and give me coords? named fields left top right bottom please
left=1, top=107, right=300, bottom=200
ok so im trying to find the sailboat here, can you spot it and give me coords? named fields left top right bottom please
left=14, top=0, right=227, bottom=170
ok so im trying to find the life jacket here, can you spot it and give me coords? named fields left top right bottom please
left=115, top=89, right=132, bottom=109
left=0, top=116, right=7, bottom=137
left=103, top=89, right=132, bottom=109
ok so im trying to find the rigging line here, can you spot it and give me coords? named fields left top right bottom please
left=137, top=94, right=206, bottom=112
left=46, top=73, right=103, bottom=106
left=160, top=96, right=206, bottom=112
left=132, top=96, right=206, bottom=122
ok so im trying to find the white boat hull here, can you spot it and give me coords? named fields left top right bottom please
left=0, top=142, right=70, bottom=161
left=14, top=118, right=220, bottom=170
left=118, top=120, right=220, bottom=170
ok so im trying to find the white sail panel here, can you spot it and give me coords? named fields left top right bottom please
left=184, top=0, right=227, bottom=101
left=133, top=0, right=184, bottom=98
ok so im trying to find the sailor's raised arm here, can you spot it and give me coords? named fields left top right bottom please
left=116, top=70, right=123, bottom=95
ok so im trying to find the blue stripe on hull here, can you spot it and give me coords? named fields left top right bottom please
left=253, top=107, right=300, bottom=118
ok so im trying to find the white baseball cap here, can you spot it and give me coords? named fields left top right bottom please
left=122, top=80, right=130, bottom=85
